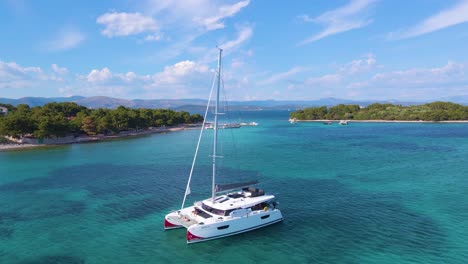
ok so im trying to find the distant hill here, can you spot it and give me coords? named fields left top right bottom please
left=0, top=95, right=465, bottom=109
left=0, top=96, right=86, bottom=107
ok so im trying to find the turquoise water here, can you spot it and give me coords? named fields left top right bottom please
left=1, top=110, right=468, bottom=263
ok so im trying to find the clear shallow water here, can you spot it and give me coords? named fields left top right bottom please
left=1, top=110, right=468, bottom=263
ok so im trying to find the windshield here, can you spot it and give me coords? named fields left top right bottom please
left=201, top=203, right=225, bottom=216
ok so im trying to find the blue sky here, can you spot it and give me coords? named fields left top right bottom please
left=1, top=0, right=468, bottom=101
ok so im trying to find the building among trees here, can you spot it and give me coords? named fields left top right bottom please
left=0, top=106, right=8, bottom=116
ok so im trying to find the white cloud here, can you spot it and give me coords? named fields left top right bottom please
left=145, top=0, right=250, bottom=31
left=47, top=29, right=85, bottom=51
left=87, top=68, right=113, bottom=83
left=305, top=74, right=342, bottom=87
left=296, top=14, right=314, bottom=23
left=144, top=33, right=163, bottom=42
left=51, top=64, right=68, bottom=75
left=299, top=0, right=376, bottom=45
left=339, top=53, right=377, bottom=74
left=342, top=61, right=468, bottom=100
left=85, top=67, right=150, bottom=84
left=75, top=61, right=211, bottom=98
left=0, top=59, right=58, bottom=90
left=390, top=0, right=468, bottom=39
left=196, top=0, right=250, bottom=30
left=258, top=67, right=307, bottom=85
left=367, top=61, right=466, bottom=86
left=152, top=60, right=209, bottom=85
left=219, top=26, right=253, bottom=50
left=118, top=1, right=252, bottom=61
left=97, top=12, right=159, bottom=37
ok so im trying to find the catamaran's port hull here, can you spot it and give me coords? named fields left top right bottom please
left=184, top=209, right=283, bottom=244
left=164, top=217, right=183, bottom=230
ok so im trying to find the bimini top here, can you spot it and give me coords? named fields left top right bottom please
left=215, top=180, right=259, bottom=193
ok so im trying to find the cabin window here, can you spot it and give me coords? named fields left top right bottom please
left=261, top=214, right=270, bottom=219
left=224, top=208, right=240, bottom=216
left=217, top=225, right=229, bottom=230
left=252, top=202, right=270, bottom=211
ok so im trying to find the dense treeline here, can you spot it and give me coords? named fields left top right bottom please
left=290, top=102, right=468, bottom=121
left=0, top=102, right=203, bottom=138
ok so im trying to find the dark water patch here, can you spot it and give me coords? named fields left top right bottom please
left=17, top=255, right=85, bottom=264
left=99, top=197, right=165, bottom=222
left=273, top=178, right=446, bottom=262
left=27, top=200, right=86, bottom=221
left=93, top=165, right=261, bottom=223
left=407, top=127, right=468, bottom=139
left=0, top=211, right=26, bottom=223
left=0, top=162, right=262, bottom=224
left=0, top=164, right=188, bottom=197
left=336, top=173, right=404, bottom=184
left=348, top=142, right=454, bottom=152
left=0, top=227, right=14, bottom=239
left=0, top=200, right=86, bottom=223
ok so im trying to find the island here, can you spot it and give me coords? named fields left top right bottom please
left=0, top=102, right=203, bottom=150
left=290, top=102, right=468, bottom=122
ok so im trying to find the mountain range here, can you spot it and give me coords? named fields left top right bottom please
left=0, top=96, right=466, bottom=111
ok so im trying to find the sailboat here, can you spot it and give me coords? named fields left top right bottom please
left=164, top=48, right=283, bottom=244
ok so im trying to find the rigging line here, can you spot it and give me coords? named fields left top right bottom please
left=181, top=70, right=216, bottom=210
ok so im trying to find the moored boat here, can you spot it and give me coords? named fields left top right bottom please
left=164, top=48, right=283, bottom=244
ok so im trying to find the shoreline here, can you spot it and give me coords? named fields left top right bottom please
left=289, top=119, right=468, bottom=123
left=0, top=125, right=196, bottom=152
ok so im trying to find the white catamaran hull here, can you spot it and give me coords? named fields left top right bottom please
left=165, top=208, right=283, bottom=244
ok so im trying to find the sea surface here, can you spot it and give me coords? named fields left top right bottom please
left=1, top=110, right=468, bottom=264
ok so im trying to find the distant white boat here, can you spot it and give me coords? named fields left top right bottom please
left=205, top=123, right=241, bottom=129
left=339, top=120, right=348, bottom=125
left=164, top=48, right=283, bottom=244
left=240, top=122, right=258, bottom=126
left=289, top=118, right=297, bottom=124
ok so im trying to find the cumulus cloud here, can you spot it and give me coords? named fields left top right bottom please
left=298, top=0, right=376, bottom=45
left=339, top=53, right=377, bottom=74
left=152, top=60, right=209, bottom=85
left=390, top=0, right=468, bottom=39
left=85, top=67, right=150, bottom=84
left=97, top=12, right=159, bottom=37
left=0, top=59, right=58, bottom=90
left=74, top=61, right=212, bottom=98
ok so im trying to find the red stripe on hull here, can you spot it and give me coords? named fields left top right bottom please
left=164, top=218, right=180, bottom=229
left=187, top=230, right=204, bottom=242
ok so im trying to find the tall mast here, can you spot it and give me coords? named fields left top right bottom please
left=212, top=48, right=222, bottom=202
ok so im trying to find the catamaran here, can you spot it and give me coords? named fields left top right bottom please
left=164, top=48, right=283, bottom=244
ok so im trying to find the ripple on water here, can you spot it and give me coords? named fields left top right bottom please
left=17, top=255, right=85, bottom=264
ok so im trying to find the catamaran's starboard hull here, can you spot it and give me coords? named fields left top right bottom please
left=186, top=209, right=283, bottom=244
